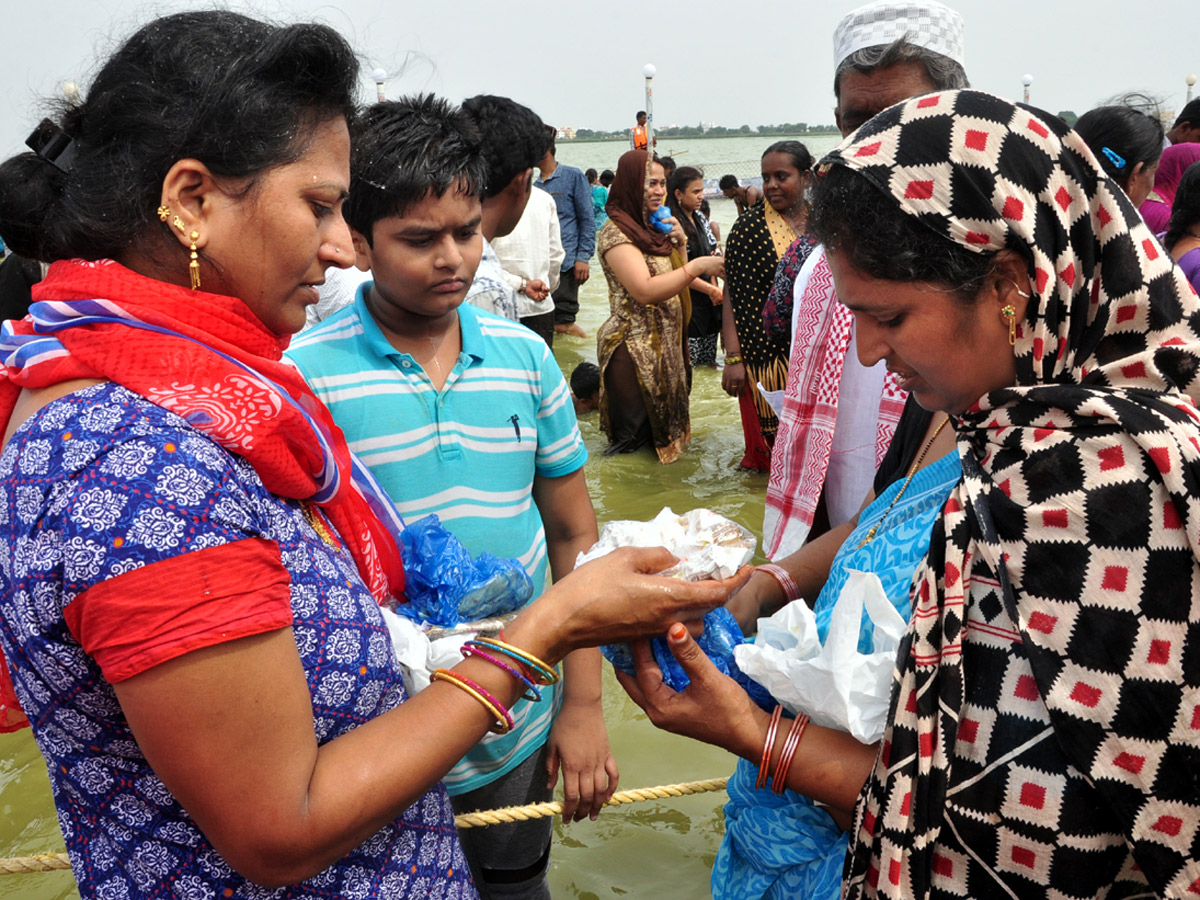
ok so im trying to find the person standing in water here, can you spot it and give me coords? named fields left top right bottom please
left=536, top=127, right=594, bottom=338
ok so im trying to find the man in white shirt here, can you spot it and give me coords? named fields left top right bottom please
left=492, top=186, right=563, bottom=348
left=461, top=95, right=550, bottom=323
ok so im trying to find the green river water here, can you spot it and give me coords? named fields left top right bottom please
left=0, top=134, right=847, bottom=899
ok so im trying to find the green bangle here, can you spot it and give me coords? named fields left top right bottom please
left=725, top=355, right=743, bottom=365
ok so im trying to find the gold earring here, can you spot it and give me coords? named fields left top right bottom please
left=1001, top=304, right=1016, bottom=346
left=156, top=205, right=171, bottom=222
left=188, top=231, right=201, bottom=291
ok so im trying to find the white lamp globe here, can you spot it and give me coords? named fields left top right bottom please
left=642, top=63, right=656, bottom=79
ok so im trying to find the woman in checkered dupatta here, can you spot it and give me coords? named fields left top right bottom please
left=618, top=89, right=1200, bottom=899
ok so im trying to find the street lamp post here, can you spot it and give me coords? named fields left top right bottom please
left=1188, top=73, right=1197, bottom=104
left=642, top=63, right=656, bottom=149
left=1021, top=74, right=1033, bottom=104
left=371, top=68, right=388, bottom=103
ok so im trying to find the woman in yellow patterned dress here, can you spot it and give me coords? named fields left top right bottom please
left=596, top=150, right=724, bottom=463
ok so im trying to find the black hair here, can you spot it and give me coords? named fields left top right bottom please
left=0, top=10, right=358, bottom=263
left=700, top=198, right=712, bottom=218
left=1173, top=98, right=1200, bottom=128
left=585, top=168, right=598, bottom=183
left=666, top=166, right=704, bottom=246
left=570, top=361, right=600, bottom=398
left=719, top=174, right=739, bottom=191
left=636, top=110, right=647, bottom=119
left=833, top=37, right=968, bottom=102
left=1164, top=162, right=1200, bottom=253
left=344, top=95, right=485, bottom=244
left=1075, top=97, right=1164, bottom=191
left=656, top=155, right=677, bottom=178
left=544, top=125, right=557, bottom=158
left=600, top=169, right=615, bottom=186
left=761, top=140, right=813, bottom=174
left=460, top=94, right=545, bottom=199
left=809, top=163, right=1018, bottom=303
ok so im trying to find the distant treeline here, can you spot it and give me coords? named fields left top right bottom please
left=568, top=123, right=840, bottom=140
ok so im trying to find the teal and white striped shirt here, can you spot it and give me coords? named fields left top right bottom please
left=287, top=285, right=587, bottom=793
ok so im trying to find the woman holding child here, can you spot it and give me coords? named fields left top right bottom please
left=0, top=13, right=746, bottom=899
left=595, top=150, right=723, bottom=463
left=621, top=91, right=1200, bottom=898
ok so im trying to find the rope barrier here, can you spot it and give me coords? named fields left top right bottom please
left=0, top=853, right=71, bottom=874
left=454, top=776, right=729, bottom=828
left=0, top=776, right=729, bottom=876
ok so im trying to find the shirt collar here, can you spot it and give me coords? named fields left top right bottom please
left=352, top=279, right=485, bottom=365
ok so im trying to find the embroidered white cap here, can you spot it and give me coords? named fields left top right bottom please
left=833, top=0, right=965, bottom=71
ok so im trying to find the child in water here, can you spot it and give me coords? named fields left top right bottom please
left=571, top=361, right=601, bottom=414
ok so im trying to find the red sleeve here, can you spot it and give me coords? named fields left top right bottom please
left=63, top=537, right=294, bottom=683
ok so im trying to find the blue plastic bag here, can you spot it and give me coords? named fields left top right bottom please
left=649, top=206, right=674, bottom=233
left=602, top=606, right=746, bottom=691
left=396, top=515, right=533, bottom=628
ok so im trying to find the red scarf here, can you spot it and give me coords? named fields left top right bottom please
left=0, top=259, right=406, bottom=731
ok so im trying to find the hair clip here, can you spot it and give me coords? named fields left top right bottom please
left=1100, top=146, right=1126, bottom=170
left=25, top=118, right=77, bottom=174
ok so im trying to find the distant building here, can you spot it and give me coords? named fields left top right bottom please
left=556, top=126, right=576, bottom=140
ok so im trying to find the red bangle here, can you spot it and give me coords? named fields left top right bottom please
left=757, top=564, right=800, bottom=604
left=772, top=712, right=810, bottom=794
left=756, top=704, right=783, bottom=790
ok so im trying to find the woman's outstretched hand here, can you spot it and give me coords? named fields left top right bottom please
left=508, top=548, right=753, bottom=666
left=614, top=623, right=764, bottom=760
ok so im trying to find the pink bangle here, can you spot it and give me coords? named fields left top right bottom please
left=756, top=704, right=783, bottom=790
left=772, top=712, right=810, bottom=794
left=430, top=669, right=515, bottom=734
left=757, top=564, right=800, bottom=604
left=461, top=644, right=542, bottom=702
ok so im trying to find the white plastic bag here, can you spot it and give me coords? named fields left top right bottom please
left=575, top=507, right=755, bottom=581
left=732, top=569, right=908, bottom=743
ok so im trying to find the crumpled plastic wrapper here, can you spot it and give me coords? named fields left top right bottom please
left=575, top=507, right=756, bottom=581
left=733, top=569, right=908, bottom=744
left=582, top=507, right=756, bottom=691
left=397, top=514, right=533, bottom=628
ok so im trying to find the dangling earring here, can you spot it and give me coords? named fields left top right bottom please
left=1002, top=304, right=1017, bottom=346
left=188, top=232, right=201, bottom=291
left=158, top=207, right=201, bottom=290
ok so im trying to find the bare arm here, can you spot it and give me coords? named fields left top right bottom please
left=533, top=469, right=617, bottom=820
left=604, top=241, right=723, bottom=306
left=113, top=546, right=752, bottom=887
left=720, top=279, right=745, bottom=396
left=726, top=517, right=857, bottom=633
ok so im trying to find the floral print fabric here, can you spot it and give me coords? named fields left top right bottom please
left=0, top=382, right=475, bottom=899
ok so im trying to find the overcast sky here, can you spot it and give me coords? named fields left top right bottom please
left=1, top=0, right=1196, bottom=156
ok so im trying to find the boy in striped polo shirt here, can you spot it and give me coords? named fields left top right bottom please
left=287, top=95, right=614, bottom=900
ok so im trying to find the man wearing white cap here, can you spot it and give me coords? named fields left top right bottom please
left=757, top=0, right=967, bottom=562
left=720, top=7, right=967, bottom=896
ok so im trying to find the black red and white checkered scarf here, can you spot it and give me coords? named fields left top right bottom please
left=823, top=90, right=1200, bottom=899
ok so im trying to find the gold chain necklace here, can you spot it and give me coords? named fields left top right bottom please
left=300, top=500, right=338, bottom=548
left=858, top=416, right=951, bottom=548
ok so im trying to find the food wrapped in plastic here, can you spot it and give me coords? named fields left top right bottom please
left=575, top=507, right=756, bottom=581
left=580, top=507, right=756, bottom=690
left=396, top=514, right=534, bottom=628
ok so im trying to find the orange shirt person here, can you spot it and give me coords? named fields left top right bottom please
left=630, top=110, right=656, bottom=150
